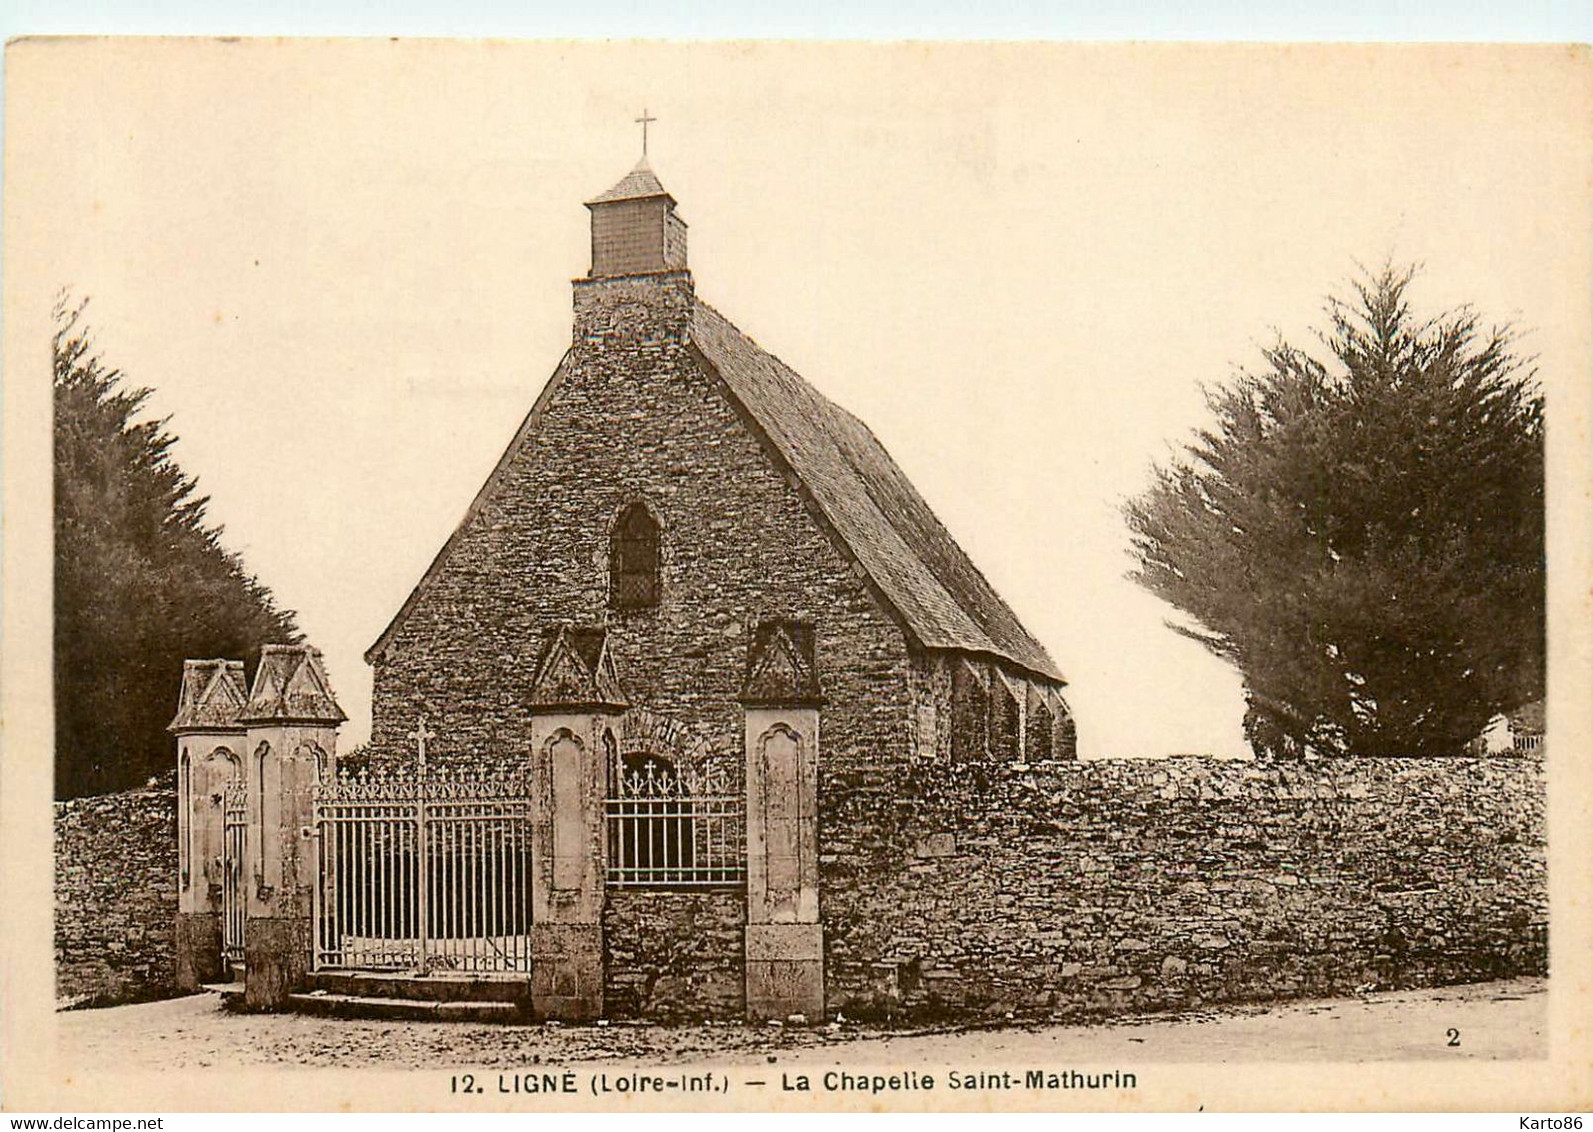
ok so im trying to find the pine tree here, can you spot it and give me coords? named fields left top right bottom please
left=54, top=296, right=301, bottom=797
left=1124, top=268, right=1544, bottom=758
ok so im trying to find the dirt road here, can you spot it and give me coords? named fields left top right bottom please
left=55, top=977, right=1544, bottom=1071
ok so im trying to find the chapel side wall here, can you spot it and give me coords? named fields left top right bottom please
left=602, top=889, right=746, bottom=1019
left=822, top=754, right=1546, bottom=1020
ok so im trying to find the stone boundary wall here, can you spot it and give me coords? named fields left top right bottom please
left=823, top=755, right=1547, bottom=1021
left=55, top=758, right=1547, bottom=1022
left=55, top=784, right=178, bottom=1007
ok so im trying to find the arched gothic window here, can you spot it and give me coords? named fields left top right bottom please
left=610, top=503, right=661, bottom=610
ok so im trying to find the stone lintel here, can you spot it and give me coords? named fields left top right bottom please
left=527, top=701, right=627, bottom=717
left=571, top=268, right=693, bottom=291
left=737, top=695, right=825, bottom=709
left=171, top=723, right=247, bottom=738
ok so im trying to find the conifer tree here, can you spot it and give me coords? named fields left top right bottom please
left=54, top=296, right=300, bottom=797
left=1124, top=268, right=1544, bottom=758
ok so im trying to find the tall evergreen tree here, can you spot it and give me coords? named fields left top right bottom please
left=54, top=296, right=300, bottom=798
left=1124, top=268, right=1544, bottom=758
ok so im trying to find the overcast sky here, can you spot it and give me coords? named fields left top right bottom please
left=9, top=41, right=1589, bottom=757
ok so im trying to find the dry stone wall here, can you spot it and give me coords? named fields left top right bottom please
left=55, top=784, right=178, bottom=1006
left=822, top=754, right=1547, bottom=1021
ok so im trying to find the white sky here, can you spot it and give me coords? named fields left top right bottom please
left=8, top=41, right=1589, bottom=757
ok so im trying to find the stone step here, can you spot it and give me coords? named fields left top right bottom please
left=202, top=981, right=247, bottom=1009
left=288, top=991, right=525, bottom=1023
left=305, top=970, right=531, bottom=1003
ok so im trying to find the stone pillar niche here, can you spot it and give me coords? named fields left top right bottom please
left=550, top=732, right=589, bottom=893
left=234, top=645, right=346, bottom=1010
left=168, top=659, right=248, bottom=991
left=526, top=626, right=629, bottom=1021
left=740, top=620, right=824, bottom=1021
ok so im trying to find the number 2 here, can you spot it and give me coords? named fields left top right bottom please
left=1446, top=1028, right=1461, bottom=1047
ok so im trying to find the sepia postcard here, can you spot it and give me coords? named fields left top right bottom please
left=3, top=39, right=1591, bottom=1113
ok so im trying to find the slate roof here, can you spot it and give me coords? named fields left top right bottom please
left=586, top=158, right=674, bottom=206
left=689, top=303, right=1064, bottom=683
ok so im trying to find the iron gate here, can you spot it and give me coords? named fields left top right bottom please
left=221, top=783, right=247, bottom=971
left=312, top=766, right=533, bottom=973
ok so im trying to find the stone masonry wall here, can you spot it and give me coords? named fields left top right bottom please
left=602, top=889, right=745, bottom=1020
left=822, top=754, right=1547, bottom=1021
left=55, top=784, right=178, bottom=1006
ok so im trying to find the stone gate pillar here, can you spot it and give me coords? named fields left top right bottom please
left=526, top=627, right=628, bottom=1021
left=740, top=620, right=824, bottom=1021
left=169, top=659, right=248, bottom=990
left=236, top=644, right=346, bottom=1010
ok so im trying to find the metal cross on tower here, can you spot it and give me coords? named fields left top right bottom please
left=635, top=108, right=657, bottom=156
left=408, top=715, right=437, bottom=776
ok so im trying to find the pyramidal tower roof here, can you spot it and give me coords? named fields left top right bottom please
left=585, top=156, right=675, bottom=206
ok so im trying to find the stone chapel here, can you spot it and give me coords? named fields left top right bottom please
left=173, top=150, right=1076, bottom=1023
left=370, top=152, right=1073, bottom=1014
left=162, top=153, right=1550, bottom=1024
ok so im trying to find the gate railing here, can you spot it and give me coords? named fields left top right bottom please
left=605, top=759, right=745, bottom=888
left=222, top=783, right=247, bottom=971
left=312, top=766, right=532, bottom=974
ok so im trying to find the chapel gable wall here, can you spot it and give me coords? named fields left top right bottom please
left=369, top=274, right=917, bottom=796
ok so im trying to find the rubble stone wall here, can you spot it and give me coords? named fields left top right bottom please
left=822, top=755, right=1547, bottom=1021
left=55, top=784, right=178, bottom=1006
